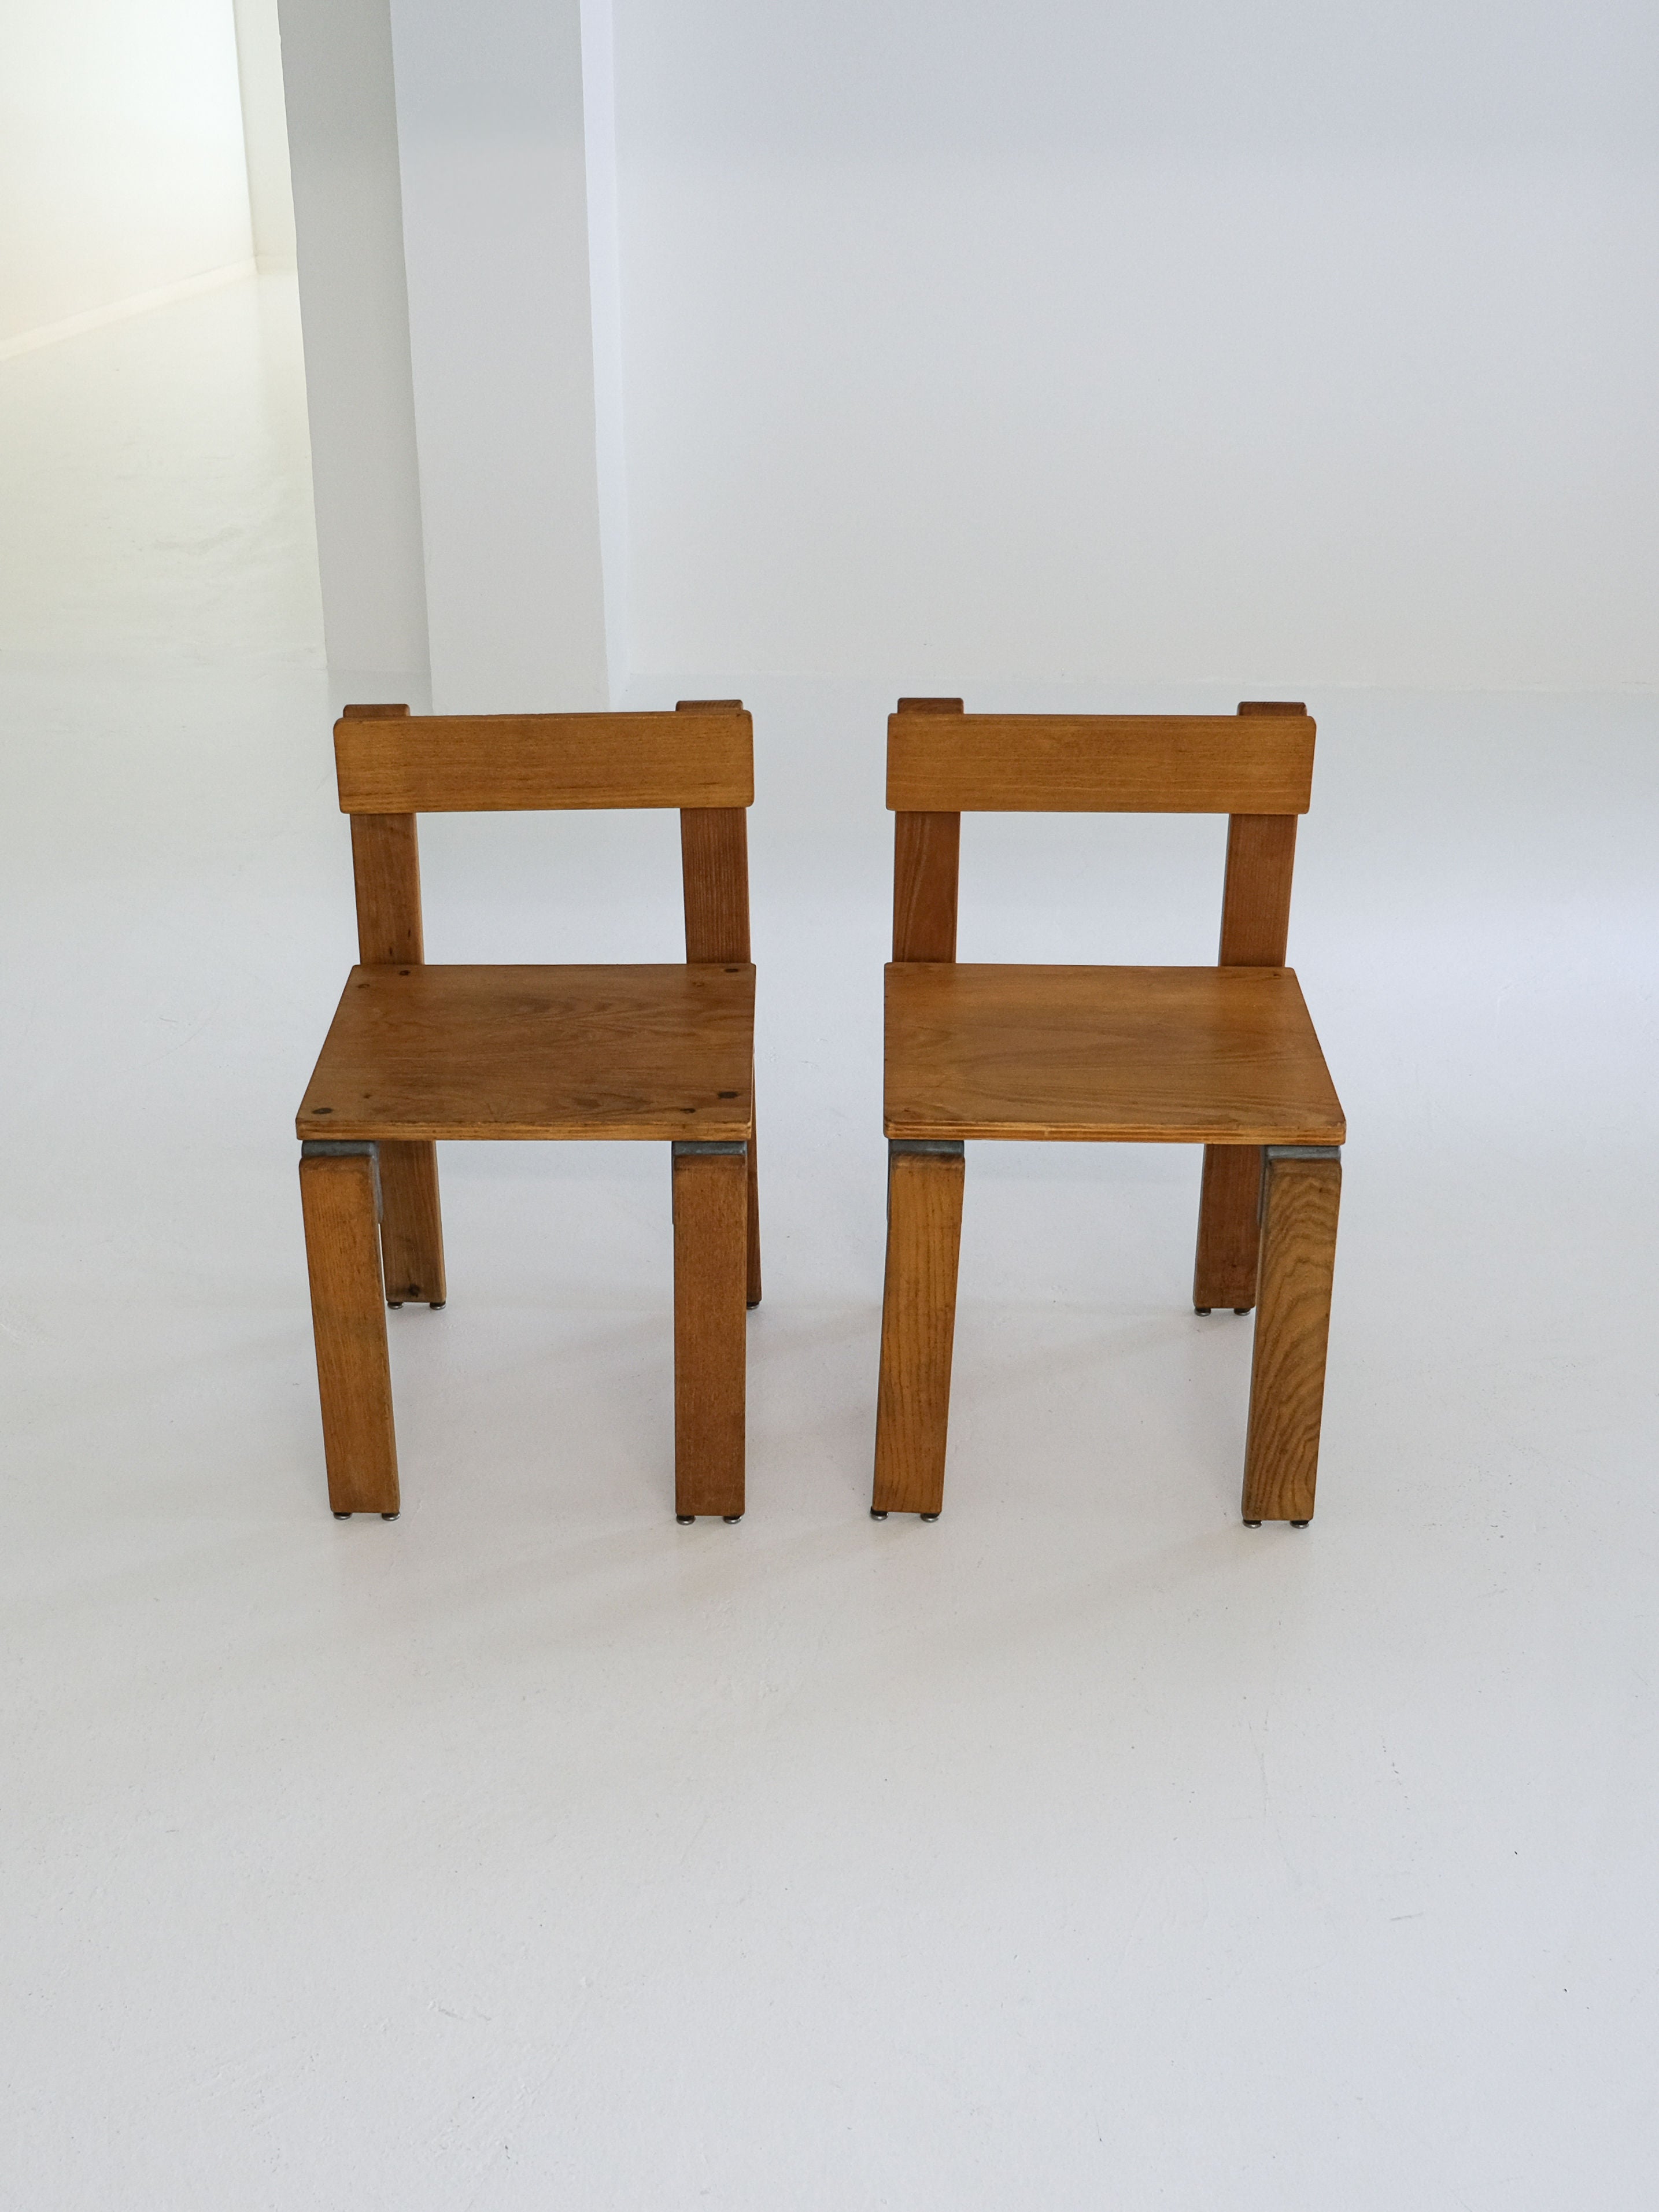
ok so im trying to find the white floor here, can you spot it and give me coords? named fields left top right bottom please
left=3, top=275, right=1657, bottom=2210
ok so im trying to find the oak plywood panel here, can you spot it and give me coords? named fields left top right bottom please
left=298, top=964, right=756, bottom=1142
left=885, top=964, right=1345, bottom=1144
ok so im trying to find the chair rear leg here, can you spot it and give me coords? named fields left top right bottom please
left=872, top=1141, right=965, bottom=1519
left=300, top=1143, right=400, bottom=1517
left=1242, top=1146, right=1342, bottom=1524
left=673, top=1142, right=748, bottom=1520
left=745, top=1107, right=762, bottom=1309
left=379, top=1138, right=446, bottom=1307
left=1194, top=1142, right=1263, bottom=1312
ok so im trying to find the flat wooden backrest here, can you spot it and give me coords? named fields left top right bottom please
left=889, top=698, right=1311, bottom=965
left=338, top=701, right=753, bottom=967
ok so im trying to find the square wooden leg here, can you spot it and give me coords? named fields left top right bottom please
left=745, top=1105, right=762, bottom=1309
left=672, top=1141, right=749, bottom=1520
left=379, top=1138, right=446, bottom=1307
left=872, top=1140, right=965, bottom=1519
left=1194, top=1142, right=1264, bottom=1312
left=1242, top=1146, right=1342, bottom=1524
left=300, top=1143, right=399, bottom=1517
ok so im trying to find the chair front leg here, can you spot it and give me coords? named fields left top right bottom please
left=1242, top=1146, right=1342, bottom=1524
left=300, top=1142, right=400, bottom=1517
left=672, top=1142, right=749, bottom=1520
left=378, top=1138, right=447, bottom=1307
left=872, top=1140, right=965, bottom=1519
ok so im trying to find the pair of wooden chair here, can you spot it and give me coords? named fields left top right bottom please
left=297, top=697, right=1343, bottom=1531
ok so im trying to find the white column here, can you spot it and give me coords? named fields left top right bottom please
left=388, top=0, right=618, bottom=711
left=277, top=0, right=431, bottom=701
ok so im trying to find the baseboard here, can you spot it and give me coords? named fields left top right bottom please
left=0, top=260, right=260, bottom=364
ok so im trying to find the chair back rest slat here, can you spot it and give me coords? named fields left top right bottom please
left=886, top=698, right=1314, bottom=969
left=886, top=711, right=1313, bottom=815
left=337, top=700, right=753, bottom=970
left=334, top=708, right=753, bottom=815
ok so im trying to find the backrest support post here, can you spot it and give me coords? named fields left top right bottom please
left=892, top=700, right=964, bottom=961
left=343, top=703, right=423, bottom=964
left=675, top=700, right=751, bottom=962
left=1221, top=703, right=1305, bottom=965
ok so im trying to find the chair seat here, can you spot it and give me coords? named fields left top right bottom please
left=298, top=963, right=755, bottom=1142
left=884, top=963, right=1344, bottom=1144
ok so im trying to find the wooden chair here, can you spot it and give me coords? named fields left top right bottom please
left=873, top=698, right=1344, bottom=1527
left=296, top=700, right=760, bottom=1525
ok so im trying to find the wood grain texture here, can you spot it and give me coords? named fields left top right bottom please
left=891, top=697, right=963, bottom=960
left=872, top=1146, right=966, bottom=1516
left=299, top=1151, right=398, bottom=1515
left=1218, top=814, right=1298, bottom=965
left=893, top=811, right=960, bottom=961
left=885, top=964, right=1346, bottom=1144
left=378, top=1139, right=446, bottom=1305
left=298, top=964, right=756, bottom=1142
left=886, top=713, right=1314, bottom=815
left=1195, top=803, right=1300, bottom=1306
left=1192, top=1143, right=1265, bottom=1310
left=680, top=808, right=751, bottom=962
left=350, top=814, right=424, bottom=965
left=673, top=1146, right=748, bottom=1517
left=334, top=710, right=753, bottom=814
left=745, top=1110, right=762, bottom=1307
left=1243, top=1150, right=1342, bottom=1522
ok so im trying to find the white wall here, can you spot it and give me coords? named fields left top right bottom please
left=0, top=0, right=253, bottom=348
left=611, top=1, right=1659, bottom=691
left=282, top=1, right=1657, bottom=699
